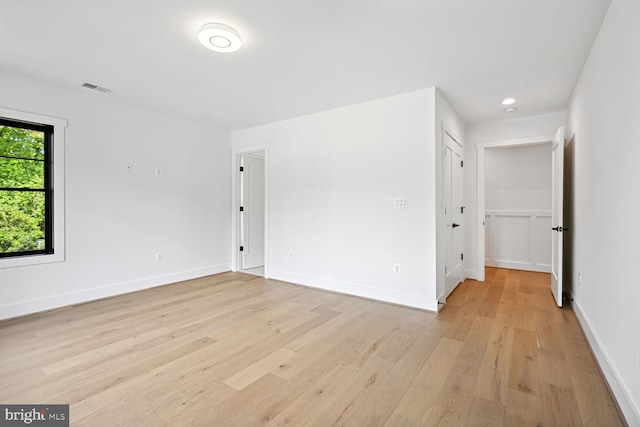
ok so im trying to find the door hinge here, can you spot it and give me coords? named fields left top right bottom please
left=239, top=206, right=244, bottom=212
left=460, top=206, right=465, bottom=214
left=239, top=246, right=244, bottom=252
left=240, top=166, right=244, bottom=172
left=460, top=160, right=464, bottom=167
left=461, top=253, right=464, bottom=260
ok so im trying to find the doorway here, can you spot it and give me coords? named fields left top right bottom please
left=443, top=129, right=464, bottom=299
left=475, top=128, right=565, bottom=306
left=562, top=135, right=575, bottom=299
left=231, top=144, right=269, bottom=277
left=483, top=143, right=552, bottom=274
left=239, top=153, right=265, bottom=276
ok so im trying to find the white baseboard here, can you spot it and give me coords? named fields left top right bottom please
left=0, top=264, right=231, bottom=321
left=486, top=260, right=551, bottom=273
left=573, top=300, right=640, bottom=426
left=464, top=269, right=479, bottom=280
left=268, top=269, right=438, bottom=312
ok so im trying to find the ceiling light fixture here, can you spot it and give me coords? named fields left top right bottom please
left=503, top=107, right=518, bottom=113
left=502, top=97, right=516, bottom=106
left=81, top=82, right=112, bottom=94
left=198, top=23, right=242, bottom=53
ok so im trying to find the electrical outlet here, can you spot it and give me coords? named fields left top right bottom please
left=393, top=263, right=400, bottom=273
left=289, top=251, right=294, bottom=259
left=578, top=273, right=581, bottom=286
left=126, top=163, right=133, bottom=174
left=155, top=252, right=163, bottom=262
left=155, top=167, right=162, bottom=176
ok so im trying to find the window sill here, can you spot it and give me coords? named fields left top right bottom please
left=0, top=252, right=65, bottom=269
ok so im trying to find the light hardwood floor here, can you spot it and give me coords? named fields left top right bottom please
left=0, top=268, right=624, bottom=426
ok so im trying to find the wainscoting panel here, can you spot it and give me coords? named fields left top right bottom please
left=485, top=210, right=551, bottom=273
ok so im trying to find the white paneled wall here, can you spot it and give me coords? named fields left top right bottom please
left=485, top=211, right=551, bottom=272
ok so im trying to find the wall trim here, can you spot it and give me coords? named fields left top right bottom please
left=475, top=134, right=556, bottom=149
left=0, top=264, right=231, bottom=321
left=485, top=260, right=550, bottom=273
left=573, top=300, right=640, bottom=426
left=464, top=269, right=479, bottom=280
left=484, top=210, right=552, bottom=274
left=269, top=269, right=438, bottom=312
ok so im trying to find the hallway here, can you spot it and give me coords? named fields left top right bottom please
left=436, top=267, right=623, bottom=425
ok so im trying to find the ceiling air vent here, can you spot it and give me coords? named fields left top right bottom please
left=81, top=82, right=112, bottom=94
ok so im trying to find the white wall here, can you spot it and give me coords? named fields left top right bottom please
left=567, top=0, right=640, bottom=423
left=464, top=112, right=566, bottom=279
left=0, top=71, right=231, bottom=320
left=485, top=144, right=551, bottom=211
left=232, top=89, right=448, bottom=310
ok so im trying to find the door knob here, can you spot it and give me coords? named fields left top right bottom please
left=452, top=223, right=460, bottom=228
left=552, top=226, right=568, bottom=232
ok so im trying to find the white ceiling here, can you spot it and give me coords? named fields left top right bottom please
left=0, top=0, right=611, bottom=130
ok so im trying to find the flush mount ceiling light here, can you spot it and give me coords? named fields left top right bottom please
left=81, top=82, right=112, bottom=94
left=198, top=23, right=242, bottom=53
left=502, top=97, right=516, bottom=106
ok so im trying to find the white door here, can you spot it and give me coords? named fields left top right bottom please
left=551, top=127, right=565, bottom=307
left=444, top=132, right=464, bottom=298
left=240, top=155, right=265, bottom=270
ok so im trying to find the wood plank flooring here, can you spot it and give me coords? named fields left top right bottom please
left=0, top=268, right=625, bottom=426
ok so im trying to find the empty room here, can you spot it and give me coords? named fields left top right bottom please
left=1, top=0, right=638, bottom=425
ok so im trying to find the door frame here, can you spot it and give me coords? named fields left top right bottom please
left=442, top=128, right=465, bottom=300
left=239, top=152, right=266, bottom=272
left=437, top=121, right=464, bottom=305
left=550, top=127, right=565, bottom=306
left=231, top=143, right=270, bottom=277
left=475, top=134, right=557, bottom=282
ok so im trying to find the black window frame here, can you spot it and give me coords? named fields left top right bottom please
left=0, top=116, right=54, bottom=258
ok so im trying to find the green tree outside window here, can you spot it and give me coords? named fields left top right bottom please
left=0, top=123, right=49, bottom=255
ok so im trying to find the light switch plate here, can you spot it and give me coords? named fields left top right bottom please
left=394, top=197, right=408, bottom=208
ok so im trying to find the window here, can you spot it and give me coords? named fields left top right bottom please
left=0, top=118, right=53, bottom=258
left=0, top=107, right=66, bottom=268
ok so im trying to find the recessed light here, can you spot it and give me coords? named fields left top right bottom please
left=198, top=23, right=242, bottom=53
left=502, top=98, right=516, bottom=106
left=503, top=107, right=518, bottom=113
